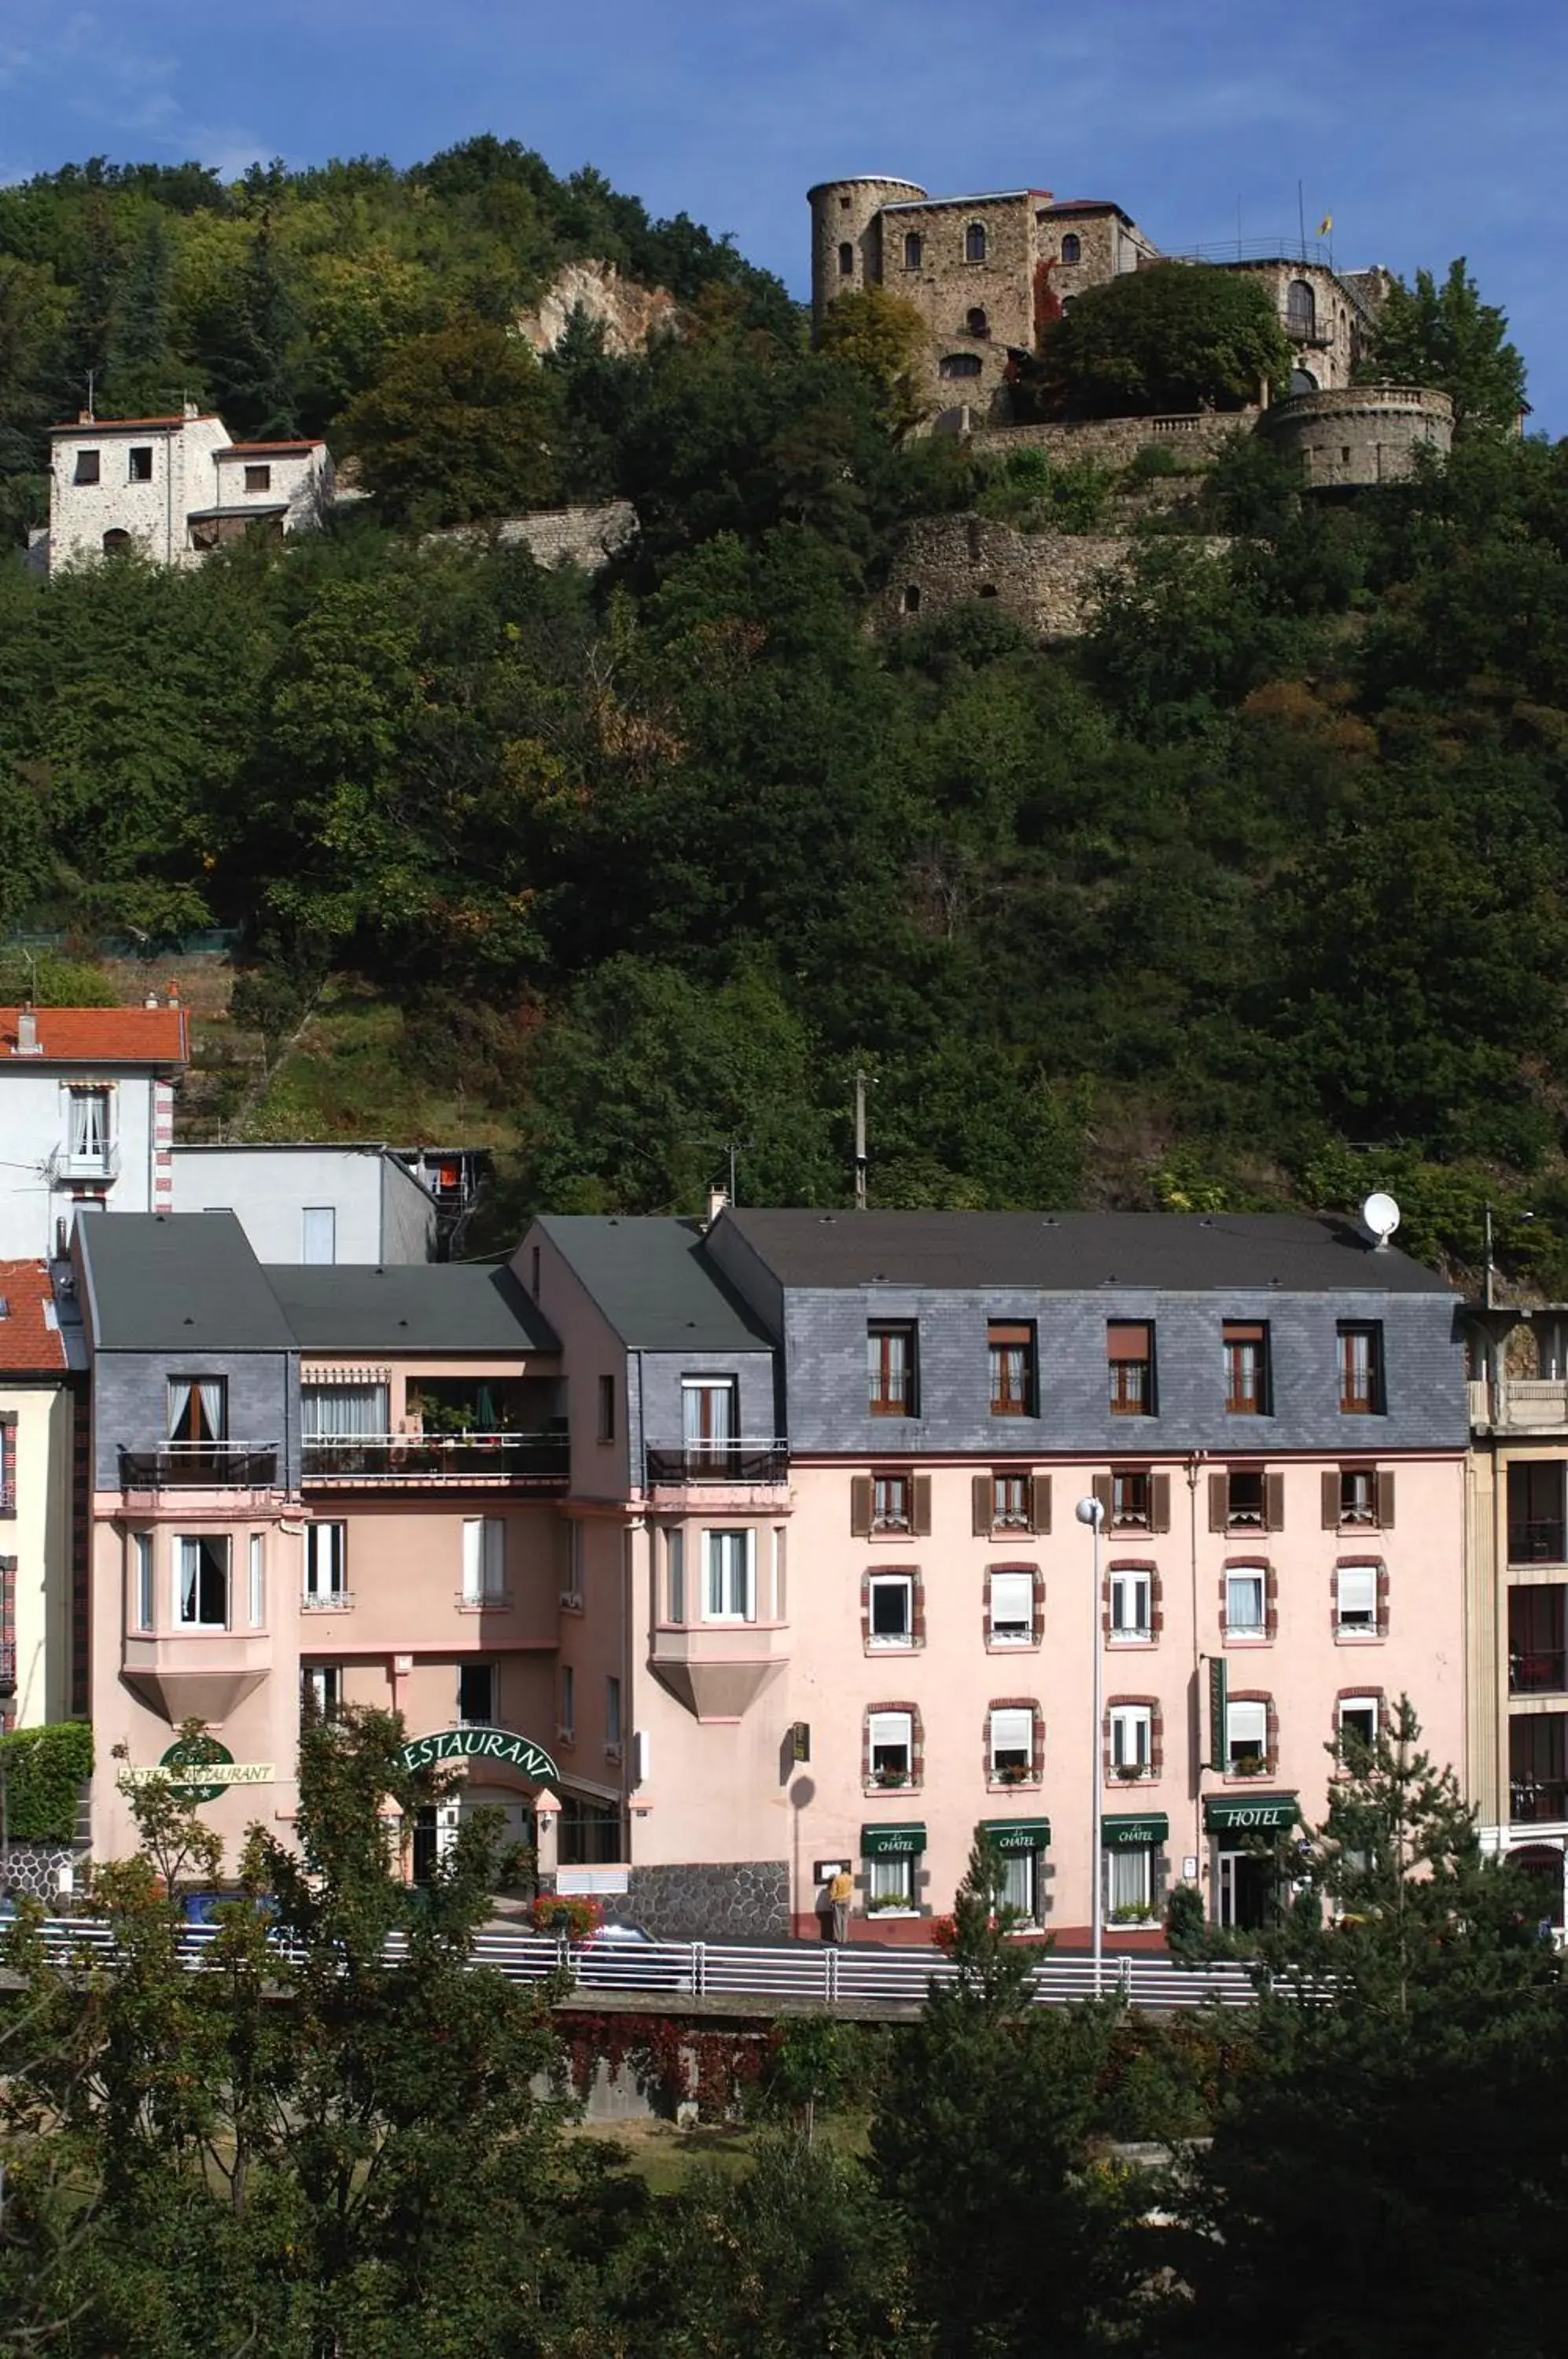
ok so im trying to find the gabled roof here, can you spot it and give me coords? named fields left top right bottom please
left=78, top=1213, right=296, bottom=1352
left=0, top=1261, right=68, bottom=1373
left=267, top=1264, right=558, bottom=1354
left=719, top=1209, right=1453, bottom=1295
left=537, top=1216, right=775, bottom=1349
left=0, top=1006, right=188, bottom=1064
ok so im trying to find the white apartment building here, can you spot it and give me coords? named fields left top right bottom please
left=0, top=1003, right=187, bottom=1259
left=38, top=403, right=333, bottom=572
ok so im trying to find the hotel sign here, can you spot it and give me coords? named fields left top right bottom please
left=120, top=1738, right=274, bottom=1805
left=397, top=1726, right=561, bottom=1783
left=1204, top=1793, right=1301, bottom=1834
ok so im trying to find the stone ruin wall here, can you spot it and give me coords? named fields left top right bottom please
left=874, top=512, right=1234, bottom=643
left=967, top=410, right=1258, bottom=469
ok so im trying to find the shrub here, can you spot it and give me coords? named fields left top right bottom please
left=0, top=1720, right=94, bottom=1842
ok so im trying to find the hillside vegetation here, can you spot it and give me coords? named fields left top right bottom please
left=0, top=143, right=1563, bottom=1290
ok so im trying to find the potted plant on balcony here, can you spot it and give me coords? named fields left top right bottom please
left=1233, top=1753, right=1267, bottom=1779
left=873, top=1767, right=910, bottom=1789
left=1110, top=1901, right=1151, bottom=1925
left=996, top=1764, right=1032, bottom=1787
left=1114, top=1761, right=1147, bottom=1781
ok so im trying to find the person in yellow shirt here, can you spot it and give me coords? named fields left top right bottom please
left=829, top=1867, right=853, bottom=1945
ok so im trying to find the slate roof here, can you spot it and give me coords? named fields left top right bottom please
left=0, top=1006, right=187, bottom=1063
left=720, top=1209, right=1453, bottom=1295
left=538, top=1216, right=775, bottom=1349
left=267, top=1264, right=558, bottom=1354
left=79, top=1214, right=295, bottom=1351
left=0, top=1262, right=68, bottom=1372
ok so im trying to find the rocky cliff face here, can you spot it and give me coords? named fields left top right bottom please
left=516, top=259, right=679, bottom=357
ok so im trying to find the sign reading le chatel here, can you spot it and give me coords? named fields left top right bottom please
left=397, top=1726, right=561, bottom=1784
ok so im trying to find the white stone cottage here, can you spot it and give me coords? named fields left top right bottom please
left=36, top=402, right=334, bottom=572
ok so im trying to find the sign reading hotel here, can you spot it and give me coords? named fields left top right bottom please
left=397, top=1725, right=561, bottom=1784
left=120, top=1737, right=274, bottom=1805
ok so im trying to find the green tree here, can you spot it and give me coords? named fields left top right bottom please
left=340, top=321, right=565, bottom=524
left=1363, top=256, right=1527, bottom=437
left=1038, top=263, right=1290, bottom=417
left=816, top=283, right=929, bottom=435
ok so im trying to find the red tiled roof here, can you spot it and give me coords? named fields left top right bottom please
left=0, top=1262, right=68, bottom=1372
left=47, top=415, right=221, bottom=434
left=0, top=1006, right=188, bottom=1063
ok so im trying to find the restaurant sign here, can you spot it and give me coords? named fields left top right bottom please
left=120, top=1737, right=274, bottom=1805
left=397, top=1725, right=561, bottom=1783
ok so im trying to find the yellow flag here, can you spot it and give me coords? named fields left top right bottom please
left=1318, top=214, right=1333, bottom=237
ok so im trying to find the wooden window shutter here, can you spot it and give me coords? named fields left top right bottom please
left=1150, top=1474, right=1172, bottom=1533
left=1091, top=1473, right=1113, bottom=1517
left=1029, top=1474, right=1052, bottom=1535
left=1322, top=1470, right=1341, bottom=1529
left=1264, top=1473, right=1286, bottom=1533
left=911, top=1475, right=933, bottom=1537
left=850, top=1476, right=873, bottom=1538
left=1208, top=1473, right=1228, bottom=1533
left=973, top=1474, right=993, bottom=1536
left=1377, top=1469, right=1396, bottom=1528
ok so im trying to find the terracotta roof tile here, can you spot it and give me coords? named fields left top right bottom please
left=48, top=415, right=220, bottom=434
left=0, top=1261, right=68, bottom=1371
left=0, top=1006, right=188, bottom=1063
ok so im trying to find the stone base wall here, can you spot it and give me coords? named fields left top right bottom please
left=426, top=502, right=638, bottom=573
left=1259, top=385, right=1453, bottom=489
left=874, top=513, right=1234, bottom=642
left=628, top=1860, right=789, bottom=1943
left=969, top=410, right=1257, bottom=469
left=2, top=1842, right=85, bottom=1904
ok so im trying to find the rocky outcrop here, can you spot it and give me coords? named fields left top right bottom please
left=516, top=259, right=679, bottom=358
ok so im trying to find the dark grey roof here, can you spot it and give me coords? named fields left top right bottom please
left=539, top=1216, right=776, bottom=1348
left=721, top=1209, right=1453, bottom=1295
left=79, top=1213, right=296, bottom=1350
left=264, top=1264, right=558, bottom=1353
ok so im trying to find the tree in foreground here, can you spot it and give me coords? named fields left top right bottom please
left=1363, top=257, right=1528, bottom=438
left=1165, top=1701, right=1568, bottom=2357
left=340, top=320, right=565, bottom=524
left=1036, top=264, right=1290, bottom=418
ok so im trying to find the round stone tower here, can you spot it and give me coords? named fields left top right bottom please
left=1258, top=383, right=1454, bottom=491
left=807, top=177, right=928, bottom=330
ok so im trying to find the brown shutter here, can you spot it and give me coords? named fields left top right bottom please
left=1264, top=1472, right=1286, bottom=1533
left=1377, top=1469, right=1396, bottom=1529
left=973, top=1474, right=993, bottom=1536
left=1322, top=1470, right=1341, bottom=1529
left=1106, top=1323, right=1151, bottom=1361
left=1029, top=1474, right=1052, bottom=1535
left=1208, top=1473, right=1228, bottom=1533
left=1091, top=1473, right=1113, bottom=1517
left=850, top=1476, right=873, bottom=1538
left=1150, top=1474, right=1172, bottom=1533
left=911, top=1475, right=933, bottom=1537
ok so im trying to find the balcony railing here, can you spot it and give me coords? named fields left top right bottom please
left=645, top=1440, right=790, bottom=1486
left=120, top=1442, right=278, bottom=1489
left=1511, top=1649, right=1568, bottom=1695
left=1509, top=1520, right=1568, bottom=1566
left=1511, top=1780, right=1568, bottom=1825
left=49, top=1141, right=120, bottom=1184
left=302, top=1432, right=569, bottom=1485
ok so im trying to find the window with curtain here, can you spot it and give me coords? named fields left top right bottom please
left=68, top=1088, right=110, bottom=1161
left=304, top=1522, right=347, bottom=1603
left=1000, top=1849, right=1037, bottom=1921
left=682, top=1378, right=737, bottom=1452
left=461, top=1518, right=506, bottom=1603
left=1226, top=1568, right=1267, bottom=1636
left=704, top=1529, right=754, bottom=1621
left=868, top=1853, right=912, bottom=1906
left=167, top=1378, right=226, bottom=1443
left=175, top=1535, right=229, bottom=1628
left=302, top=1385, right=388, bottom=1439
left=1109, top=1847, right=1152, bottom=1916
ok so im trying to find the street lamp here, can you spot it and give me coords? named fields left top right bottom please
left=1076, top=1494, right=1106, bottom=1999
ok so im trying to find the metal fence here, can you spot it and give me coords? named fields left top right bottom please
left=17, top=1919, right=1257, bottom=2011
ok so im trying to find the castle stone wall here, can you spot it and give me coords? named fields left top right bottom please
left=1259, top=384, right=1453, bottom=488
left=874, top=513, right=1234, bottom=642
left=427, top=502, right=638, bottom=572
left=969, top=410, right=1256, bottom=469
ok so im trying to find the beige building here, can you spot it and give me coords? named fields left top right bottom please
left=0, top=1261, right=80, bottom=1735
left=38, top=403, right=333, bottom=573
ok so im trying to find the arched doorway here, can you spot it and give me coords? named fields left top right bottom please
left=1290, top=368, right=1318, bottom=396
left=101, top=528, right=133, bottom=556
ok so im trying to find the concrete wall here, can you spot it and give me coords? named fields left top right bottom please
left=171, top=1146, right=436, bottom=1264
left=49, top=416, right=230, bottom=569
left=0, top=1065, right=160, bottom=1260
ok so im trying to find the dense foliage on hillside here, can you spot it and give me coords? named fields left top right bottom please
left=0, top=145, right=1560, bottom=1285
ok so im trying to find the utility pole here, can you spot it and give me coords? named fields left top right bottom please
left=854, top=1071, right=869, bottom=1212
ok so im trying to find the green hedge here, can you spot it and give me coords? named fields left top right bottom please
left=0, top=1721, right=93, bottom=1842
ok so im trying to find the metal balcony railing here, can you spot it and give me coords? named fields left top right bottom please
left=302, top=1433, right=569, bottom=1485
left=644, top=1441, right=790, bottom=1486
left=1510, top=1649, right=1568, bottom=1695
left=49, top=1141, right=121, bottom=1184
left=1511, top=1779, right=1568, bottom=1825
left=120, top=1442, right=278, bottom=1489
left=1509, top=1520, right=1568, bottom=1566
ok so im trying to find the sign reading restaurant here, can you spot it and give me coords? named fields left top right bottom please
left=119, top=1737, right=274, bottom=1804
left=397, top=1725, right=561, bottom=1783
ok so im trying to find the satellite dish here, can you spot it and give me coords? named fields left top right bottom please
left=1361, top=1191, right=1401, bottom=1246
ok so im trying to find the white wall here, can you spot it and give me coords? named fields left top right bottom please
left=49, top=417, right=230, bottom=569
left=1, top=1381, right=74, bottom=1729
left=0, top=1068, right=158, bottom=1260
left=169, top=1147, right=435, bottom=1264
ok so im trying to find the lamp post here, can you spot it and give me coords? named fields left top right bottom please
left=1076, top=1494, right=1106, bottom=1998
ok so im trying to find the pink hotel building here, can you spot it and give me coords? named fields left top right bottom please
left=77, top=1206, right=1468, bottom=1945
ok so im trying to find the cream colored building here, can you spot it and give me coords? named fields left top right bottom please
left=0, top=1261, right=79, bottom=1733
left=39, top=403, right=333, bottom=572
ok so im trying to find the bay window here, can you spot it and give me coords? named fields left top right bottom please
left=704, top=1529, right=755, bottom=1622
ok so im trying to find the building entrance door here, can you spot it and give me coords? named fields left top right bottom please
left=1216, top=1847, right=1274, bottom=1930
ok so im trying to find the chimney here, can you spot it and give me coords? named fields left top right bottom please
left=167, top=980, right=180, bottom=1006
left=144, top=991, right=159, bottom=1010
left=705, top=1185, right=729, bottom=1230
left=183, top=399, right=200, bottom=421
left=16, top=1007, right=40, bottom=1056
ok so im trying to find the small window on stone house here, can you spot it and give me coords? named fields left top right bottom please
left=902, top=584, right=922, bottom=614
left=128, top=446, right=153, bottom=482
left=74, top=449, right=101, bottom=485
left=939, top=352, right=983, bottom=379
left=965, top=222, right=987, bottom=263
left=101, top=528, right=132, bottom=555
left=245, top=463, right=271, bottom=494
left=966, top=307, right=988, bottom=337
left=1061, top=233, right=1081, bottom=264
left=838, top=241, right=854, bottom=276
left=904, top=231, right=923, bottom=270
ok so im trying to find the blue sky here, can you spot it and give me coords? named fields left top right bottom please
left=1, top=0, right=1559, bottom=429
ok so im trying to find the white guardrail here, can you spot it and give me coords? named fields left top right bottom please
left=17, top=1919, right=1257, bottom=2010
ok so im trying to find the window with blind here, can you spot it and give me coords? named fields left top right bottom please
left=461, top=1517, right=507, bottom=1603
left=1224, top=1322, right=1270, bottom=1414
left=988, top=1322, right=1036, bottom=1417
left=1338, top=1694, right=1380, bottom=1750
left=988, top=1570, right=1035, bottom=1645
left=1107, top=1322, right=1154, bottom=1415
left=868, top=1323, right=918, bottom=1416
left=868, top=1709, right=913, bottom=1782
left=1226, top=1698, right=1268, bottom=1769
left=988, top=1706, right=1035, bottom=1779
left=1336, top=1562, right=1379, bottom=1635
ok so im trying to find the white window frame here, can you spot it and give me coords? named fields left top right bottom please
left=1107, top=1846, right=1154, bottom=1919
left=1226, top=1697, right=1268, bottom=1768
left=175, top=1533, right=229, bottom=1629
left=67, top=1086, right=112, bottom=1166
left=301, top=1206, right=336, bottom=1264
left=462, top=1516, right=507, bottom=1604
left=301, top=1663, right=340, bottom=1717
left=868, top=1709, right=913, bottom=1780
left=867, top=1853, right=914, bottom=1908
left=1109, top=1703, right=1152, bottom=1773
left=999, top=1848, right=1038, bottom=1923
left=867, top=1571, right=914, bottom=1647
left=1225, top=1566, right=1268, bottom=1637
left=988, top=1706, right=1034, bottom=1779
left=132, top=1532, right=153, bottom=1632
left=248, top=1532, right=265, bottom=1628
left=988, top=1569, right=1035, bottom=1646
left=666, top=1528, right=686, bottom=1623
left=304, top=1520, right=347, bottom=1606
left=1109, top=1568, right=1150, bottom=1641
left=1338, top=1694, right=1380, bottom=1749
left=703, top=1528, right=756, bottom=1624
left=1336, top=1561, right=1378, bottom=1636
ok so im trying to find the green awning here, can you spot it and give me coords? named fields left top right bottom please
left=1102, top=1812, right=1169, bottom=1849
left=977, top=1817, right=1051, bottom=1853
left=860, top=1822, right=927, bottom=1857
left=1204, top=1792, right=1300, bottom=1834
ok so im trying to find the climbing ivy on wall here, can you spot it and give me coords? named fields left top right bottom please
left=0, top=1720, right=94, bottom=1842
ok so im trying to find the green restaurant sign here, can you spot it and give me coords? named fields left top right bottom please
left=397, top=1726, right=561, bottom=1783
left=1102, top=1812, right=1169, bottom=1849
left=1204, top=1792, right=1301, bottom=1834
left=119, top=1737, right=274, bottom=1805
left=977, top=1817, right=1051, bottom=1853
left=860, top=1822, right=927, bottom=1857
